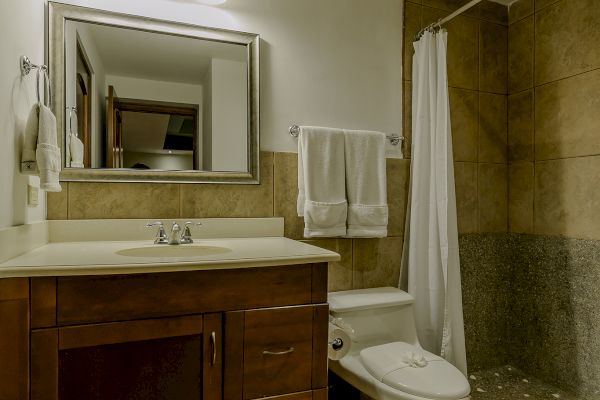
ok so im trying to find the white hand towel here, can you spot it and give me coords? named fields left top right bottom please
left=21, top=104, right=40, bottom=174
left=297, top=126, right=347, bottom=238
left=69, top=134, right=84, bottom=168
left=344, top=129, right=388, bottom=238
left=36, top=104, right=62, bottom=192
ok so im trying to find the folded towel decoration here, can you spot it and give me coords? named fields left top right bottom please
left=297, top=126, right=348, bottom=238
left=296, top=125, right=388, bottom=238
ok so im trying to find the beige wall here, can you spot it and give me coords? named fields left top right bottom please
left=508, top=0, right=600, bottom=240
left=404, top=0, right=509, bottom=234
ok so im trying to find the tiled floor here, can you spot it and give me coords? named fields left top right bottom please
left=469, top=365, right=579, bottom=400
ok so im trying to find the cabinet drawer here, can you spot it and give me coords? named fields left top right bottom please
left=55, top=266, right=313, bottom=325
left=243, top=306, right=314, bottom=399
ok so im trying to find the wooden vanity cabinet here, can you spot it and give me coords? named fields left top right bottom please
left=22, top=263, right=329, bottom=400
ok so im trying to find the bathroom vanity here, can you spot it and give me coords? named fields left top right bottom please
left=0, top=223, right=339, bottom=400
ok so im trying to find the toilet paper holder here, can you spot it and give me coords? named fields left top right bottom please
left=329, top=337, right=344, bottom=350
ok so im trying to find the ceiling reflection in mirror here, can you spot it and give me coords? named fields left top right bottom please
left=64, top=21, right=248, bottom=173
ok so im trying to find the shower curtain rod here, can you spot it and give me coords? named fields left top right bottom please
left=414, top=0, right=482, bottom=41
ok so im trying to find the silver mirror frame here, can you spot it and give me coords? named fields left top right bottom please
left=48, top=2, right=260, bottom=184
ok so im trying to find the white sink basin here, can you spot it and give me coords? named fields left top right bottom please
left=116, top=245, right=232, bottom=258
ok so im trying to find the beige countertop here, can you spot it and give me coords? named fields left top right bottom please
left=0, top=237, right=340, bottom=278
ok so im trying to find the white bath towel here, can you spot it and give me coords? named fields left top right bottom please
left=69, top=134, right=84, bottom=168
left=344, top=129, right=388, bottom=237
left=297, top=126, right=347, bottom=238
left=36, top=104, right=62, bottom=192
left=21, top=104, right=40, bottom=174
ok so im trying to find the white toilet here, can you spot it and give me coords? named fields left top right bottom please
left=328, top=287, right=471, bottom=400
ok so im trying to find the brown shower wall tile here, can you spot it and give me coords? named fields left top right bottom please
left=47, top=184, right=68, bottom=220
left=509, top=0, right=533, bottom=25
left=479, top=22, right=508, bottom=94
left=404, top=2, right=422, bottom=81
left=478, top=93, right=507, bottom=163
left=352, top=237, right=403, bottom=289
left=535, top=69, right=600, bottom=160
left=535, top=156, right=600, bottom=240
left=479, top=0, right=508, bottom=25
left=422, top=0, right=480, bottom=17
left=478, top=163, right=508, bottom=233
left=534, top=0, right=560, bottom=12
left=508, top=15, right=534, bottom=94
left=450, top=88, right=479, bottom=162
left=455, top=162, right=478, bottom=234
left=402, top=80, right=412, bottom=159
left=508, top=162, right=534, bottom=234
left=68, top=182, right=180, bottom=220
left=302, top=239, right=353, bottom=292
left=508, top=89, right=534, bottom=162
left=535, top=0, right=600, bottom=85
left=422, top=7, right=479, bottom=90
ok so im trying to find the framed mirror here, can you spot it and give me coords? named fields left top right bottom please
left=48, top=2, right=260, bottom=184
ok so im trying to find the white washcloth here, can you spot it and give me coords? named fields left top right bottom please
left=297, top=126, right=347, bottom=238
left=21, top=104, right=40, bottom=174
left=69, top=134, right=84, bottom=168
left=36, top=104, right=62, bottom=192
left=344, top=129, right=388, bottom=237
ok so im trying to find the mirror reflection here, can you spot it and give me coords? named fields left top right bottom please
left=64, top=21, right=249, bottom=172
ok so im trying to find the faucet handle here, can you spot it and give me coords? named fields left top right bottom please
left=146, top=221, right=168, bottom=244
left=181, top=221, right=202, bottom=244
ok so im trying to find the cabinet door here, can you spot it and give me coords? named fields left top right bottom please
left=31, top=314, right=223, bottom=400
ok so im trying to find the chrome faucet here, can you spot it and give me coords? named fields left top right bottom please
left=168, top=222, right=182, bottom=245
left=147, top=221, right=202, bottom=245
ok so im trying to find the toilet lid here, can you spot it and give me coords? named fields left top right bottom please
left=360, top=342, right=470, bottom=399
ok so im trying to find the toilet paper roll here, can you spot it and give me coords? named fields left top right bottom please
left=328, top=322, right=352, bottom=360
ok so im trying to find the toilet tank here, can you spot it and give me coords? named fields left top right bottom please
left=328, top=287, right=420, bottom=351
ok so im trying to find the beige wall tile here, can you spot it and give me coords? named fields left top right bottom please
left=450, top=88, right=478, bottom=162
left=423, top=7, right=479, bottom=90
left=387, top=159, right=410, bottom=237
left=303, top=239, right=353, bottom=292
left=273, top=152, right=304, bottom=239
left=180, top=152, right=274, bottom=218
left=403, top=80, right=412, bottom=159
left=47, top=184, right=68, bottom=220
left=508, top=89, right=534, bottom=161
left=509, top=162, right=534, bottom=233
left=353, top=237, right=403, bottom=289
left=479, top=93, right=507, bottom=163
left=535, top=69, right=600, bottom=160
left=422, top=0, right=479, bottom=17
left=535, top=0, right=600, bottom=85
left=535, top=156, right=600, bottom=240
left=509, top=0, right=534, bottom=25
left=480, top=1, right=508, bottom=26
left=478, top=163, right=507, bottom=232
left=68, top=183, right=180, bottom=219
left=479, top=22, right=508, bottom=94
left=508, top=16, right=534, bottom=93
left=454, top=162, right=478, bottom=233
left=404, top=2, right=422, bottom=81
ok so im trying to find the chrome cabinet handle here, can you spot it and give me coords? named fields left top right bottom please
left=262, top=347, right=295, bottom=356
left=210, top=331, right=216, bottom=366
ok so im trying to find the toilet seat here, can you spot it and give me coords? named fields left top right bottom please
left=360, top=342, right=470, bottom=400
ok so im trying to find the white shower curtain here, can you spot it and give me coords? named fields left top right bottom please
left=400, top=30, right=468, bottom=376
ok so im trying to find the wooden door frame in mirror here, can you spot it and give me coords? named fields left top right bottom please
left=49, top=2, right=260, bottom=184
